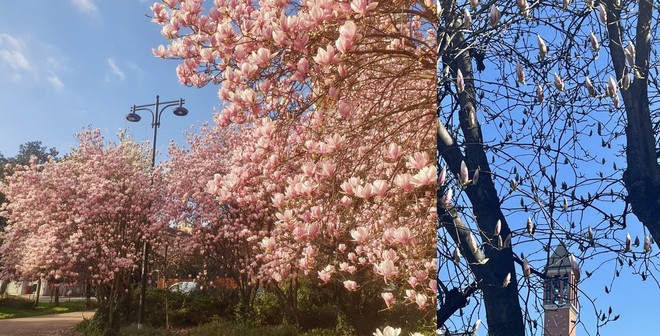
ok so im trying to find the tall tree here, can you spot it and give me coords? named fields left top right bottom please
left=0, top=130, right=159, bottom=327
left=10, top=141, right=59, bottom=166
left=151, top=0, right=437, bottom=332
left=438, top=0, right=658, bottom=334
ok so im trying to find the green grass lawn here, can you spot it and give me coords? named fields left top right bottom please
left=0, top=296, right=93, bottom=319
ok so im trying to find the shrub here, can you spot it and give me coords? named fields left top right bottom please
left=75, top=317, right=111, bottom=336
left=187, top=318, right=301, bottom=336
left=0, top=296, right=35, bottom=310
left=116, top=324, right=176, bottom=336
left=251, top=290, right=283, bottom=326
left=143, top=287, right=240, bottom=327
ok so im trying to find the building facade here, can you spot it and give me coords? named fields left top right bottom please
left=543, top=243, right=580, bottom=336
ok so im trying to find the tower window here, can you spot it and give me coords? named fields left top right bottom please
left=544, top=275, right=570, bottom=306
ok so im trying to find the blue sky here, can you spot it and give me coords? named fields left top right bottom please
left=0, top=0, right=219, bottom=162
left=2, top=1, right=659, bottom=334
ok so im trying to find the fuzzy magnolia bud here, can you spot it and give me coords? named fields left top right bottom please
left=463, top=8, right=472, bottom=28
left=502, top=272, right=511, bottom=287
left=563, top=0, right=571, bottom=9
left=503, top=233, right=512, bottom=247
left=516, top=62, right=525, bottom=84
left=569, top=254, right=580, bottom=276
left=459, top=160, right=469, bottom=185
left=517, top=0, right=529, bottom=16
left=494, top=219, right=501, bottom=236
left=527, top=218, right=534, bottom=236
left=625, top=41, right=635, bottom=67
left=585, top=76, right=596, bottom=97
left=625, top=233, right=632, bottom=252
left=453, top=247, right=461, bottom=264
left=537, top=35, right=548, bottom=60
left=644, top=235, right=651, bottom=253
left=607, top=75, right=618, bottom=97
left=554, top=73, right=565, bottom=91
left=587, top=226, right=594, bottom=245
left=599, top=4, right=607, bottom=25
left=536, top=84, right=544, bottom=103
left=613, top=94, right=620, bottom=108
left=589, top=31, right=599, bottom=51
left=472, top=166, right=480, bottom=185
left=438, top=166, right=447, bottom=186
left=456, top=69, right=465, bottom=93
left=489, top=5, right=501, bottom=27
left=468, top=0, right=479, bottom=9
left=523, top=258, right=531, bottom=277
left=586, top=0, right=594, bottom=9
left=621, top=71, right=631, bottom=91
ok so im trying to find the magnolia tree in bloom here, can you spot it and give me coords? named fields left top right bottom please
left=152, top=0, right=437, bottom=331
left=162, top=124, right=267, bottom=311
left=438, top=0, right=660, bottom=335
left=0, top=129, right=159, bottom=326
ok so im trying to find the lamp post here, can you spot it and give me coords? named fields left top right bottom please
left=126, top=95, right=188, bottom=329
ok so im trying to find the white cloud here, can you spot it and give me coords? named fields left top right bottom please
left=71, top=0, right=98, bottom=15
left=0, top=34, right=31, bottom=71
left=0, top=33, right=67, bottom=92
left=107, top=58, right=125, bottom=81
left=46, top=73, right=65, bottom=92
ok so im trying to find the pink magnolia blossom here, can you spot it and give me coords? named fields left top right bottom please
left=415, top=293, right=428, bottom=309
left=343, top=280, right=358, bottom=291
left=350, top=0, right=378, bottom=16
left=374, top=259, right=399, bottom=282
left=313, top=45, right=338, bottom=66
left=373, top=326, right=401, bottom=336
left=381, top=292, right=395, bottom=308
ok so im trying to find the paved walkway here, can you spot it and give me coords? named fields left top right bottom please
left=0, top=310, right=95, bottom=336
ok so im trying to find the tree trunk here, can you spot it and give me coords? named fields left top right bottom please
left=54, top=285, right=59, bottom=307
left=0, top=280, right=8, bottom=296
left=34, top=280, right=41, bottom=307
left=85, top=281, right=91, bottom=309
left=438, top=2, right=525, bottom=334
left=603, top=0, right=660, bottom=242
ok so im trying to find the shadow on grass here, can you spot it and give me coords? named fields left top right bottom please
left=0, top=296, right=95, bottom=319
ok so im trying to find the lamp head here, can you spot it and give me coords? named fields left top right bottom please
left=126, top=113, right=141, bottom=122
left=173, top=106, right=188, bottom=117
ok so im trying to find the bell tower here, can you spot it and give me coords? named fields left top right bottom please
left=543, top=243, right=579, bottom=336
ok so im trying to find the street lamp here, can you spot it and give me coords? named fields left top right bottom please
left=126, top=95, right=188, bottom=329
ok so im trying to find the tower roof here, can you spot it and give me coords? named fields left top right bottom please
left=546, top=243, right=580, bottom=280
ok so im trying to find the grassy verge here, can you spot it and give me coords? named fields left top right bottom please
left=0, top=296, right=94, bottom=319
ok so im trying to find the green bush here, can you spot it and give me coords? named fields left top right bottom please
left=75, top=317, right=111, bottom=336
left=143, top=287, right=240, bottom=327
left=116, top=324, right=176, bottom=336
left=252, top=290, right=283, bottom=326
left=0, top=296, right=35, bottom=309
left=187, top=318, right=301, bottom=336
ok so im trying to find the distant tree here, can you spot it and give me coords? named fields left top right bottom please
left=151, top=0, right=437, bottom=332
left=0, top=130, right=160, bottom=326
left=10, top=141, right=59, bottom=165
left=0, top=142, right=60, bottom=294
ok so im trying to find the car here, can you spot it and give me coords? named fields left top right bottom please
left=167, top=281, right=197, bottom=294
